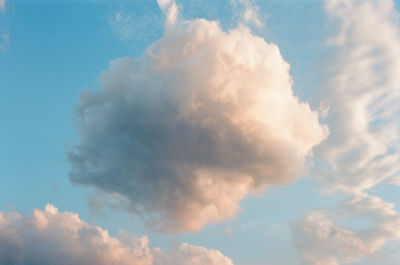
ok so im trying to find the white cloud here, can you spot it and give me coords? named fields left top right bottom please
left=292, top=0, right=400, bottom=264
left=154, top=243, right=234, bottom=265
left=242, top=3, right=263, bottom=28
left=292, top=193, right=400, bottom=265
left=0, top=205, right=234, bottom=265
left=157, top=0, right=174, bottom=12
left=316, top=0, right=400, bottom=193
left=68, top=6, right=327, bottom=233
left=231, top=0, right=264, bottom=28
left=156, top=0, right=179, bottom=25
left=292, top=211, right=368, bottom=265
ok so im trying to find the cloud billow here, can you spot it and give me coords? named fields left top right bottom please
left=0, top=205, right=234, bottom=265
left=68, top=8, right=327, bottom=233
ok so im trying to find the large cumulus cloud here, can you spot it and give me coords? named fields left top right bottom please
left=0, top=205, right=233, bottom=265
left=68, top=4, right=327, bottom=232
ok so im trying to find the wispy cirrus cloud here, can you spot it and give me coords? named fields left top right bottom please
left=108, top=10, right=135, bottom=42
left=0, top=31, right=9, bottom=52
left=231, top=0, right=264, bottom=28
left=292, top=0, right=400, bottom=264
left=317, top=0, right=400, bottom=193
left=292, top=193, right=400, bottom=265
left=107, top=2, right=163, bottom=44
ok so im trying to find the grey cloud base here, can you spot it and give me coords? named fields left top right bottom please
left=68, top=14, right=327, bottom=232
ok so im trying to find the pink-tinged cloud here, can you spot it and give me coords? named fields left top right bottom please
left=68, top=4, right=327, bottom=233
left=154, top=243, right=234, bottom=265
left=292, top=193, right=400, bottom=265
left=292, top=211, right=368, bottom=265
left=0, top=0, right=5, bottom=13
left=0, top=205, right=234, bottom=265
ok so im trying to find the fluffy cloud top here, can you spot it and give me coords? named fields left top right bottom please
left=68, top=5, right=327, bottom=233
left=0, top=205, right=233, bottom=265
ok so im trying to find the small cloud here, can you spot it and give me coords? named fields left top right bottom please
left=107, top=5, right=162, bottom=43
left=224, top=227, right=233, bottom=236
left=231, top=0, right=264, bottom=29
left=157, top=0, right=174, bottom=12
left=0, top=0, right=6, bottom=13
left=318, top=100, right=330, bottom=119
left=242, top=3, right=263, bottom=28
left=0, top=32, right=9, bottom=52
left=108, top=10, right=134, bottom=42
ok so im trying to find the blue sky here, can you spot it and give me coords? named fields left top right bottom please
left=1, top=1, right=400, bottom=265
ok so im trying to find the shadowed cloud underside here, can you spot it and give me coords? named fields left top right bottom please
left=68, top=7, right=327, bottom=233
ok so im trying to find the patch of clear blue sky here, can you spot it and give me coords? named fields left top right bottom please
left=2, top=1, right=399, bottom=265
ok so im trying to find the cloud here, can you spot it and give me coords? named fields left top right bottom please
left=241, top=1, right=263, bottom=28
left=292, top=193, right=400, bottom=265
left=0, top=204, right=153, bottom=265
left=0, top=0, right=5, bottom=13
left=316, top=0, right=400, bottom=192
left=154, top=243, right=234, bottom=265
left=0, top=32, right=9, bottom=52
left=108, top=10, right=134, bottom=42
left=291, top=0, right=400, bottom=264
left=339, top=193, right=400, bottom=253
left=291, top=211, right=368, bottom=265
left=231, top=0, right=264, bottom=28
left=156, top=0, right=180, bottom=25
left=68, top=4, right=327, bottom=233
left=223, top=227, right=233, bottom=236
left=107, top=4, right=163, bottom=44
left=0, top=205, right=234, bottom=265
left=157, top=0, right=174, bottom=12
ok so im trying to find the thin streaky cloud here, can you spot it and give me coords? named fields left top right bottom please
left=231, top=0, right=264, bottom=28
left=0, top=32, right=9, bottom=52
left=292, top=0, right=400, bottom=264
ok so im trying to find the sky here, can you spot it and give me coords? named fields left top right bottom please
left=1, top=0, right=400, bottom=264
